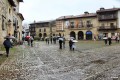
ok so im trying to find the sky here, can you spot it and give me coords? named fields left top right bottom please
left=19, top=0, right=120, bottom=24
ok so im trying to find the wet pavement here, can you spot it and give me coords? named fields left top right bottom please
left=0, top=41, right=120, bottom=80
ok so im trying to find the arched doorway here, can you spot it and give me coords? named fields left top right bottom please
left=86, top=31, right=92, bottom=40
left=43, top=33, right=47, bottom=38
left=39, top=33, right=42, bottom=38
left=70, top=31, right=76, bottom=39
left=78, top=31, right=84, bottom=40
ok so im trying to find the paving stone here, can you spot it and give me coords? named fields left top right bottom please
left=0, top=41, right=120, bottom=80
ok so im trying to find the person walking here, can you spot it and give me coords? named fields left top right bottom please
left=50, top=36, right=53, bottom=44
left=59, top=37, right=63, bottom=49
left=30, top=36, right=34, bottom=47
left=45, top=37, right=48, bottom=44
left=69, top=39, right=73, bottom=50
left=115, top=36, right=118, bottom=43
left=63, top=37, right=66, bottom=48
left=72, top=42, right=76, bottom=51
left=47, top=38, right=49, bottom=44
left=53, top=37, right=56, bottom=44
left=3, top=37, right=12, bottom=57
left=117, top=36, right=120, bottom=43
left=103, top=36, right=108, bottom=45
left=108, top=37, right=112, bottom=45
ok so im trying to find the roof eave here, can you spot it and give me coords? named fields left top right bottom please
left=18, top=0, right=23, bottom=2
left=17, top=13, right=24, bottom=21
left=8, top=0, right=16, bottom=7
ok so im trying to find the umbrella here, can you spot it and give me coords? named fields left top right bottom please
left=72, top=40, right=78, bottom=42
left=103, top=37, right=107, bottom=40
left=5, top=36, right=15, bottom=39
left=26, top=36, right=30, bottom=38
left=59, top=37, right=63, bottom=41
left=45, top=37, right=48, bottom=39
left=70, top=37, right=75, bottom=39
left=68, top=37, right=75, bottom=40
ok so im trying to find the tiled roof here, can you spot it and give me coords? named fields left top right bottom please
left=56, top=15, right=76, bottom=20
left=29, top=20, right=55, bottom=25
left=96, top=8, right=120, bottom=13
left=76, top=13, right=97, bottom=18
left=56, top=13, right=97, bottom=20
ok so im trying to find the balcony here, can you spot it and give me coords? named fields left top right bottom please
left=98, top=15, right=117, bottom=21
left=98, top=26, right=117, bottom=30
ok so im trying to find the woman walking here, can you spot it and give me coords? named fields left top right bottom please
left=3, top=38, right=12, bottom=57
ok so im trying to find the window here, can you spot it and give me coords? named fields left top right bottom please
left=101, top=15, right=104, bottom=19
left=110, top=23, right=114, bottom=27
left=44, top=28, right=46, bottom=32
left=70, top=22, right=74, bottom=28
left=79, top=20, right=83, bottom=28
left=39, top=29, right=41, bottom=32
left=2, top=16, right=5, bottom=30
left=65, top=21, right=70, bottom=28
left=101, top=23, right=105, bottom=26
left=86, top=20, right=91, bottom=27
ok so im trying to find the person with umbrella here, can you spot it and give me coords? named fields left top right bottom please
left=58, top=37, right=63, bottom=49
left=26, top=36, right=30, bottom=46
left=72, top=40, right=78, bottom=51
left=69, top=39, right=73, bottom=50
left=3, top=37, right=12, bottom=57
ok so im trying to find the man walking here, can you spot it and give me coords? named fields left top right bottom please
left=30, top=36, right=34, bottom=47
left=59, top=37, right=63, bottom=49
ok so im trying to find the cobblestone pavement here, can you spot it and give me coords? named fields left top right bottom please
left=0, top=41, right=120, bottom=80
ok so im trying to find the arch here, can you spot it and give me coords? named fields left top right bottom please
left=86, top=31, right=92, bottom=40
left=43, top=33, right=47, bottom=38
left=39, top=33, right=42, bottom=37
left=70, top=31, right=76, bottom=39
left=78, top=31, right=84, bottom=40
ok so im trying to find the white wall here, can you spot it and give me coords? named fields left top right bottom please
left=118, top=10, right=120, bottom=28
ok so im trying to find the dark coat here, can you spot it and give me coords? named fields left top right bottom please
left=3, top=39, right=12, bottom=48
left=69, top=40, right=73, bottom=46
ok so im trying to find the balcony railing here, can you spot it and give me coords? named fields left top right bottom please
left=98, top=26, right=117, bottom=30
left=98, top=15, right=117, bottom=21
left=68, top=24, right=93, bottom=29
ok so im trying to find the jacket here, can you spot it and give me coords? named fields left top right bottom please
left=3, top=39, right=12, bottom=48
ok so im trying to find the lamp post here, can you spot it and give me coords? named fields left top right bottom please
left=49, top=22, right=52, bottom=37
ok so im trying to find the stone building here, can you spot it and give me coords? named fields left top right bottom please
left=56, top=13, right=98, bottom=40
left=0, top=0, right=24, bottom=44
left=29, top=7, right=120, bottom=40
left=29, top=20, right=56, bottom=40
left=97, top=8, right=120, bottom=39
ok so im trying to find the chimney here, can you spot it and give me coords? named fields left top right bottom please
left=84, top=11, right=89, bottom=14
left=100, top=7, right=105, bottom=10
